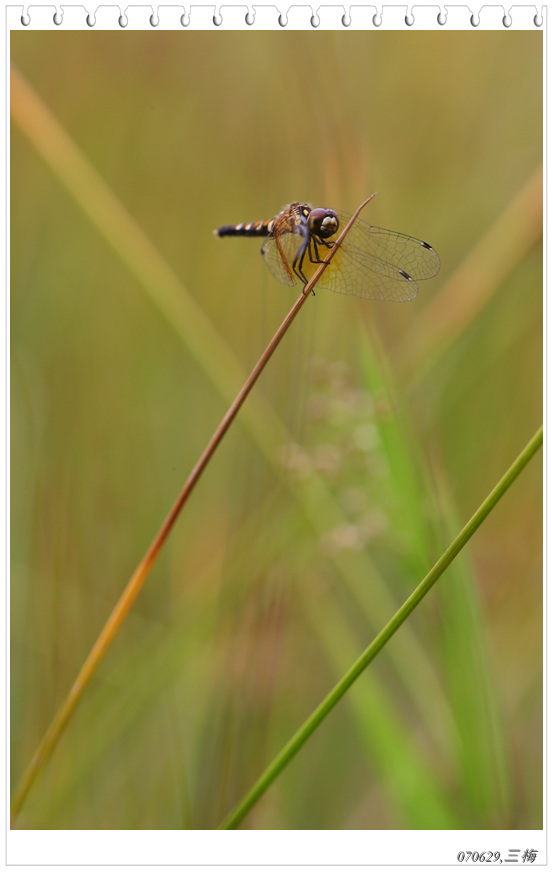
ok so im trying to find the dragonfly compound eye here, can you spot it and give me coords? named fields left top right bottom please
left=308, top=208, right=339, bottom=239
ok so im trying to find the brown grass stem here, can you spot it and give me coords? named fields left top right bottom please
left=10, top=195, right=376, bottom=824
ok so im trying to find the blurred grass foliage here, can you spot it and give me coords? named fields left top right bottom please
left=11, top=29, right=541, bottom=829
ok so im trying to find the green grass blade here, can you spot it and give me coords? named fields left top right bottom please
left=355, top=324, right=512, bottom=825
left=304, top=592, right=462, bottom=828
left=219, top=426, right=542, bottom=829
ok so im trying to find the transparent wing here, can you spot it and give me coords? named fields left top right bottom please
left=304, top=211, right=441, bottom=302
left=261, top=224, right=308, bottom=287
left=260, top=209, right=441, bottom=302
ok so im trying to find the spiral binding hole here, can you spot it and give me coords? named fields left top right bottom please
left=21, top=12, right=30, bottom=25
left=39, top=4, right=544, bottom=30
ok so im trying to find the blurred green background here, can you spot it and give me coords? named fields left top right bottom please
left=11, top=30, right=542, bottom=829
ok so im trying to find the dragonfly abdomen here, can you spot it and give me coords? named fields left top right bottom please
left=214, top=218, right=274, bottom=238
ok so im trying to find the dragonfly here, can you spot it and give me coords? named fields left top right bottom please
left=214, top=201, right=440, bottom=302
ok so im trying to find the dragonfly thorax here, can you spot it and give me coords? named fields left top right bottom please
left=307, top=208, right=340, bottom=239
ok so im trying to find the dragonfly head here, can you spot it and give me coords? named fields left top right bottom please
left=308, top=208, right=339, bottom=240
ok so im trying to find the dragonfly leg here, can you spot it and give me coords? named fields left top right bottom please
left=309, top=237, right=334, bottom=264
left=294, top=235, right=335, bottom=293
left=293, top=238, right=312, bottom=290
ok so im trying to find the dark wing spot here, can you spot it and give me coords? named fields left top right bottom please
left=420, top=241, right=433, bottom=250
left=398, top=269, right=413, bottom=281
